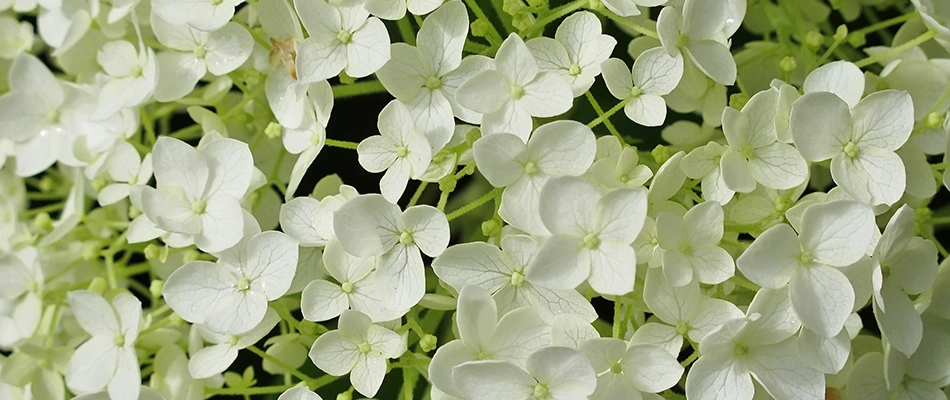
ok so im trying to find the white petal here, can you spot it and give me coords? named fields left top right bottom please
left=587, top=242, right=637, bottom=295
left=736, top=224, right=801, bottom=289
left=853, top=147, right=907, bottom=206
left=455, top=69, right=510, bottom=114
left=600, top=58, right=634, bottom=100
left=417, top=0, right=466, bottom=75
left=309, top=331, right=359, bottom=376
left=624, top=94, right=668, bottom=127
left=528, top=235, right=589, bottom=290
left=790, top=92, right=851, bottom=162
left=495, top=33, right=537, bottom=85
left=201, top=137, right=254, bottom=198
left=194, top=196, right=245, bottom=253
left=520, top=72, right=573, bottom=118
left=65, top=337, right=119, bottom=394
left=472, top=133, right=526, bottom=187
left=295, top=38, right=346, bottom=84
left=153, top=51, right=204, bottom=103
left=402, top=205, right=449, bottom=256
left=529, top=120, right=597, bottom=176
left=432, top=242, right=512, bottom=292
left=622, top=344, right=684, bottom=393
left=151, top=137, right=208, bottom=200
left=538, top=176, right=599, bottom=236
left=685, top=356, right=753, bottom=400
left=527, top=346, right=596, bottom=397
left=67, top=290, right=119, bottom=336
left=749, top=143, right=808, bottom=190
left=633, top=47, right=683, bottom=95
left=681, top=0, right=727, bottom=39
left=428, top=340, right=477, bottom=398
left=747, top=339, right=826, bottom=400
left=333, top=194, right=401, bottom=257
left=344, top=17, right=390, bottom=78
left=789, top=264, right=854, bottom=337
left=244, top=231, right=299, bottom=299
left=799, top=200, right=875, bottom=267
left=205, top=22, right=254, bottom=76
left=873, top=280, right=922, bottom=357
left=803, top=61, right=864, bottom=108
left=685, top=40, right=736, bottom=86
left=456, top=285, right=497, bottom=351
left=798, top=327, right=850, bottom=374
left=452, top=360, right=535, bottom=400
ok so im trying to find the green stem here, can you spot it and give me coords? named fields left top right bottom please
left=324, top=139, right=359, bottom=150
left=525, top=0, right=587, bottom=35
left=588, top=97, right=630, bottom=129
left=600, top=10, right=659, bottom=39
left=730, top=275, right=760, bottom=292
left=585, top=91, right=626, bottom=144
left=854, top=30, right=937, bottom=68
left=169, top=125, right=203, bottom=141
left=850, top=12, right=918, bottom=38
left=332, top=80, right=389, bottom=99
left=246, top=346, right=312, bottom=382
left=611, top=299, right=624, bottom=339
left=204, top=384, right=295, bottom=398
left=681, top=350, right=700, bottom=367
left=464, top=0, right=504, bottom=45
left=309, top=373, right=344, bottom=390
left=446, top=188, right=500, bottom=221
left=398, top=17, right=417, bottom=46
left=408, top=182, right=429, bottom=207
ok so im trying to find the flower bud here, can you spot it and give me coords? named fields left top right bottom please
left=88, top=277, right=107, bottom=295
left=144, top=244, right=162, bottom=261
left=925, top=111, right=945, bottom=129
left=336, top=392, right=352, bottom=400
left=833, top=25, right=848, bottom=42
left=805, top=31, right=824, bottom=49
left=38, top=176, right=55, bottom=193
left=264, top=122, right=283, bottom=139
left=779, top=56, right=797, bottom=74
left=439, top=175, right=457, bottom=193
left=299, top=320, right=320, bottom=336
left=651, top=145, right=671, bottom=165
left=81, top=241, right=101, bottom=261
left=183, top=249, right=202, bottom=263
left=481, top=218, right=501, bottom=238
left=420, top=334, right=438, bottom=352
left=729, top=93, right=749, bottom=110
left=33, top=212, right=53, bottom=232
left=471, top=19, right=491, bottom=38
left=150, top=280, right=164, bottom=299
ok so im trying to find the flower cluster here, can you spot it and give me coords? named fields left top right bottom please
left=2, top=0, right=950, bottom=399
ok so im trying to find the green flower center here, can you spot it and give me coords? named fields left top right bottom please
left=510, top=271, right=526, bottom=287
left=679, top=242, right=693, bottom=255
left=523, top=160, right=539, bottom=175
left=609, top=362, right=623, bottom=374
left=510, top=85, right=525, bottom=99
left=237, top=276, right=252, bottom=291
left=568, top=64, right=581, bottom=76
left=129, top=65, right=143, bottom=78
left=734, top=342, right=750, bottom=357
left=113, top=333, right=125, bottom=347
left=424, top=75, right=443, bottom=90
left=337, top=30, right=352, bottom=44
left=191, top=199, right=207, bottom=214
left=395, top=145, right=409, bottom=158
left=675, top=321, right=689, bottom=336
left=532, top=383, right=549, bottom=398
left=629, top=86, right=642, bottom=98
left=358, top=341, right=372, bottom=353
left=583, top=233, right=601, bottom=250
left=739, top=145, right=755, bottom=159
left=194, top=45, right=207, bottom=59
left=47, top=109, right=61, bottom=124
left=799, top=250, right=814, bottom=265
left=843, top=141, right=859, bottom=158
left=399, top=231, right=414, bottom=245
left=341, top=281, right=354, bottom=293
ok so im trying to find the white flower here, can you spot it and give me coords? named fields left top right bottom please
left=634, top=267, right=743, bottom=355
left=162, top=231, right=298, bottom=335
left=681, top=141, right=734, bottom=204
left=139, top=137, right=254, bottom=252
left=428, top=285, right=550, bottom=398
left=911, top=0, right=950, bottom=48
left=579, top=338, right=683, bottom=399
left=279, top=186, right=359, bottom=247
left=150, top=345, right=202, bottom=400
left=308, top=310, right=404, bottom=398
left=377, top=1, right=489, bottom=151
left=65, top=291, right=142, bottom=400
left=151, top=15, right=254, bottom=102
left=456, top=33, right=573, bottom=140
left=333, top=194, right=449, bottom=313
left=655, top=200, right=733, bottom=286
left=526, top=12, right=616, bottom=97
left=736, top=200, right=876, bottom=337
left=0, top=247, right=43, bottom=349
left=432, top=235, right=597, bottom=322
left=870, top=205, right=938, bottom=357
left=278, top=386, right=324, bottom=400
left=300, top=240, right=396, bottom=322
left=187, top=308, right=280, bottom=378
left=472, top=120, right=596, bottom=235
left=357, top=100, right=432, bottom=203
left=293, top=0, right=390, bottom=84
left=280, top=80, right=333, bottom=200
left=802, top=61, right=864, bottom=109
left=97, top=141, right=152, bottom=206
left=151, top=0, right=244, bottom=31
left=452, top=346, right=597, bottom=400
left=720, top=89, right=808, bottom=192
left=532, top=176, right=648, bottom=296
left=685, top=289, right=823, bottom=400
left=600, top=48, right=683, bottom=126
left=791, top=90, right=914, bottom=206
left=656, top=0, right=737, bottom=85
left=94, top=40, right=157, bottom=119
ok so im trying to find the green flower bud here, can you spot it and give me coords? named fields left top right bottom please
left=244, top=69, right=262, bottom=87
left=129, top=205, right=142, bottom=219
left=481, top=218, right=502, bottom=238
left=651, top=145, right=671, bottom=165
left=183, top=249, right=201, bottom=263
left=38, top=176, right=55, bottom=193
left=925, top=111, right=945, bottom=129
left=264, top=122, right=283, bottom=139
left=465, top=128, right=482, bottom=146
left=779, top=56, right=797, bottom=74
left=471, top=19, right=491, bottom=38
left=848, top=32, right=866, bottom=48
left=503, top=0, right=522, bottom=14
left=33, top=212, right=53, bottom=232
left=833, top=25, right=848, bottom=42
left=336, top=392, right=352, bottom=400
left=299, top=320, right=320, bottom=336
left=729, top=93, right=749, bottom=110
left=805, top=31, right=824, bottom=49
left=439, top=175, right=457, bottom=193
left=420, top=334, right=438, bottom=352
left=144, top=244, right=162, bottom=261
left=338, top=71, right=356, bottom=85
left=91, top=177, right=108, bottom=192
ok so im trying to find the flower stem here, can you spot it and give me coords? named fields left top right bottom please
left=204, top=384, right=295, bottom=397
left=680, top=350, right=700, bottom=367
left=524, top=0, right=587, bottom=35
left=446, top=188, right=501, bottom=221
left=331, top=80, right=388, bottom=99
left=324, top=139, right=360, bottom=150
left=850, top=12, right=918, bottom=38
left=588, top=97, right=630, bottom=129
left=247, top=345, right=312, bottom=382
left=408, top=182, right=429, bottom=207
left=600, top=10, right=659, bottom=39
left=854, top=29, right=937, bottom=68
left=585, top=91, right=627, bottom=144
left=729, top=275, right=760, bottom=292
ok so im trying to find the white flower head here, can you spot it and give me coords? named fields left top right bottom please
left=293, top=0, right=391, bottom=84
left=656, top=201, right=733, bottom=287
left=139, top=137, right=255, bottom=252
left=579, top=338, right=683, bottom=399
left=309, top=310, right=404, bottom=398
left=333, top=194, right=449, bottom=312
left=98, top=141, right=152, bottom=206
left=452, top=345, right=597, bottom=400
left=300, top=240, right=398, bottom=322
left=151, top=0, right=244, bottom=32
left=151, top=15, right=254, bottom=102
left=94, top=40, right=157, bottom=119
left=526, top=11, right=617, bottom=97
left=162, top=230, right=299, bottom=335
left=456, top=33, right=573, bottom=140
left=656, top=0, right=737, bottom=85
left=737, top=200, right=876, bottom=337
left=531, top=176, right=648, bottom=296
left=357, top=100, right=432, bottom=203
left=428, top=285, right=550, bottom=398
left=473, top=120, right=597, bottom=235
left=65, top=291, right=142, bottom=400
left=601, top=48, right=683, bottom=126
left=278, top=386, right=324, bottom=400
left=791, top=90, right=914, bottom=206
